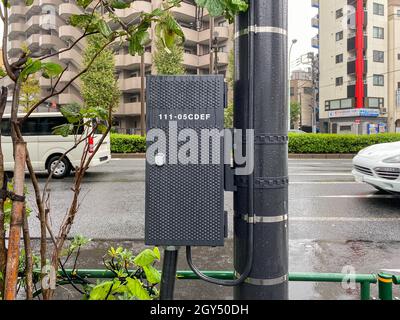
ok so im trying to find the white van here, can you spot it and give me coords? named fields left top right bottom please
left=1, top=112, right=111, bottom=178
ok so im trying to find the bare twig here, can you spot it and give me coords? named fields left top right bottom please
left=21, top=37, right=116, bottom=122
left=22, top=204, right=34, bottom=300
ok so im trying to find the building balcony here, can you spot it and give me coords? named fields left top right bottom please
left=27, top=34, right=40, bottom=50
left=57, top=92, right=83, bottom=105
left=39, top=0, right=63, bottom=6
left=347, top=35, right=368, bottom=51
left=347, top=59, right=368, bottom=75
left=182, top=27, right=199, bottom=44
left=115, top=102, right=142, bottom=116
left=115, top=0, right=152, bottom=21
left=199, top=26, right=229, bottom=44
left=347, top=84, right=368, bottom=99
left=170, top=1, right=197, bottom=23
left=311, top=0, right=319, bottom=8
left=198, top=52, right=228, bottom=68
left=183, top=53, right=199, bottom=68
left=119, top=77, right=142, bottom=93
left=8, top=40, right=24, bottom=57
left=59, top=46, right=83, bottom=69
left=311, top=15, right=319, bottom=29
left=9, top=23, right=25, bottom=37
left=115, top=52, right=152, bottom=69
left=59, top=25, right=86, bottom=49
left=26, top=15, right=41, bottom=35
left=9, top=5, right=28, bottom=21
left=39, top=34, right=67, bottom=50
left=59, top=2, right=82, bottom=19
left=311, top=34, right=319, bottom=49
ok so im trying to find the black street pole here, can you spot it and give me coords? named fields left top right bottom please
left=234, top=0, right=289, bottom=300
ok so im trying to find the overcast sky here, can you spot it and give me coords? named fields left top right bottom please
left=288, top=0, right=318, bottom=70
left=0, top=0, right=315, bottom=69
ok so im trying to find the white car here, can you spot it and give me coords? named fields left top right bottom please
left=1, top=113, right=111, bottom=179
left=352, top=141, right=400, bottom=193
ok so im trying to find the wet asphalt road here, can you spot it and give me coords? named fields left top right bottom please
left=26, top=158, right=400, bottom=300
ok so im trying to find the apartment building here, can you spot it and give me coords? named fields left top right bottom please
left=290, top=69, right=314, bottom=131
left=312, top=0, right=400, bottom=134
left=3, top=0, right=232, bottom=134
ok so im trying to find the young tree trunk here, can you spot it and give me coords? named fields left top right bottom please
left=22, top=204, right=33, bottom=300
left=4, top=142, right=26, bottom=300
left=0, top=86, right=8, bottom=297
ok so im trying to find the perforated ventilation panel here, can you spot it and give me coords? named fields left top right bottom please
left=145, top=75, right=225, bottom=246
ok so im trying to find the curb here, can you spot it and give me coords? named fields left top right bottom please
left=112, top=153, right=355, bottom=160
left=288, top=154, right=355, bottom=159
left=112, top=153, right=146, bottom=159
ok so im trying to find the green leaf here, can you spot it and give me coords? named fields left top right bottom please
left=133, top=248, right=160, bottom=267
left=97, top=20, right=113, bottom=39
left=0, top=68, right=7, bottom=78
left=52, top=123, right=75, bottom=137
left=195, top=0, right=225, bottom=16
left=20, top=59, right=42, bottom=79
left=77, top=0, right=94, bottom=9
left=128, top=30, right=150, bottom=56
left=25, top=0, right=34, bottom=5
left=89, top=280, right=121, bottom=300
left=143, top=265, right=161, bottom=285
left=125, top=278, right=151, bottom=300
left=60, top=103, right=82, bottom=124
left=69, top=14, right=98, bottom=32
left=110, top=0, right=130, bottom=9
left=41, top=62, right=63, bottom=78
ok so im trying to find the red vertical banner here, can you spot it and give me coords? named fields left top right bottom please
left=355, top=0, right=365, bottom=109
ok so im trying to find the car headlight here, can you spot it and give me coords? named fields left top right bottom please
left=383, top=155, right=400, bottom=163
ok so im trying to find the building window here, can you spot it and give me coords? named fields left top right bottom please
left=398, top=53, right=400, bottom=60
left=373, top=26, right=384, bottom=39
left=373, top=50, right=384, bottom=63
left=218, top=20, right=227, bottom=27
left=335, top=31, right=343, bottom=41
left=336, top=77, right=343, bottom=86
left=336, top=8, right=343, bottom=19
left=290, top=87, right=294, bottom=96
left=397, top=9, right=400, bottom=17
left=373, top=74, right=384, bottom=86
left=336, top=54, right=343, bottom=64
left=304, top=87, right=313, bottom=95
left=373, top=3, right=384, bottom=16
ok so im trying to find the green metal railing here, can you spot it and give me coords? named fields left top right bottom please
left=44, top=269, right=400, bottom=300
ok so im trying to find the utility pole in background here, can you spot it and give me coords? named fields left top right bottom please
left=307, top=52, right=319, bottom=134
left=234, top=0, right=289, bottom=300
left=140, top=52, right=146, bottom=136
left=209, top=16, right=215, bottom=74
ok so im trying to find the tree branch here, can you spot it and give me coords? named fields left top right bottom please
left=21, top=37, right=115, bottom=123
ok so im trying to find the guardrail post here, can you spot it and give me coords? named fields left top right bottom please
left=360, top=282, right=371, bottom=301
left=378, top=273, right=393, bottom=300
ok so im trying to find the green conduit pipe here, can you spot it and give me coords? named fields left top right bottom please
left=40, top=270, right=378, bottom=300
left=378, top=273, right=393, bottom=301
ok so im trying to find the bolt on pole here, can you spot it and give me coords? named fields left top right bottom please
left=234, top=0, right=289, bottom=300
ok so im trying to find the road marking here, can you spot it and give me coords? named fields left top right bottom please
left=312, top=195, right=399, bottom=199
left=291, top=217, right=400, bottom=222
left=290, top=181, right=358, bottom=185
left=291, top=173, right=353, bottom=176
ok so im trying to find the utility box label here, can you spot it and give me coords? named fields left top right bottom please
left=145, top=75, right=225, bottom=246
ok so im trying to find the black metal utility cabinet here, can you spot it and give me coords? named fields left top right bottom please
left=145, top=75, right=226, bottom=247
